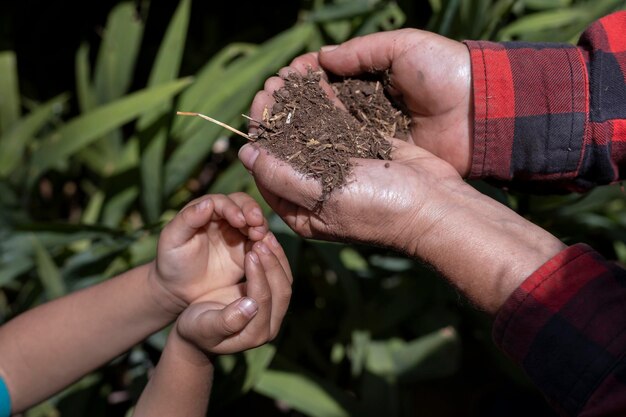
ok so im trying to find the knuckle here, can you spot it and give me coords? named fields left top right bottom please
left=219, top=311, right=242, bottom=336
left=279, top=286, right=292, bottom=301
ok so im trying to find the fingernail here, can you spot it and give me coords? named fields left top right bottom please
left=256, top=241, right=271, bottom=255
left=252, top=207, right=263, bottom=220
left=321, top=45, right=338, bottom=53
left=248, top=251, right=260, bottom=264
left=238, top=144, right=260, bottom=170
left=197, top=198, right=211, bottom=211
left=237, top=212, right=246, bottom=224
left=238, top=297, right=258, bottom=318
left=267, top=233, right=280, bottom=249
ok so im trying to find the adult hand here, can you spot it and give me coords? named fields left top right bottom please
left=239, top=139, right=564, bottom=314
left=239, top=137, right=461, bottom=253
left=320, top=29, right=473, bottom=176
left=148, top=193, right=269, bottom=313
left=251, top=29, right=473, bottom=176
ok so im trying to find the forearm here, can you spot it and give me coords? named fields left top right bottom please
left=0, top=262, right=178, bottom=412
left=411, top=182, right=566, bottom=314
left=133, top=328, right=213, bottom=417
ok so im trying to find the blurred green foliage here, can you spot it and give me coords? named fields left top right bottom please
left=1, top=0, right=625, bottom=416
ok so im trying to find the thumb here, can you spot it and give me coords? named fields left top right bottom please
left=162, top=196, right=215, bottom=249
left=177, top=298, right=258, bottom=349
left=319, top=30, right=411, bottom=76
left=239, top=143, right=323, bottom=210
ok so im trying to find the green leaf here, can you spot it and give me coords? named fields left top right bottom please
left=313, top=241, right=363, bottom=331
left=139, top=0, right=191, bottom=222
left=480, top=0, right=516, bottom=39
left=0, top=93, right=68, bottom=177
left=243, top=345, right=276, bottom=392
left=144, top=0, right=190, bottom=92
left=255, top=370, right=349, bottom=417
left=139, top=128, right=166, bottom=222
left=428, top=0, right=442, bottom=14
left=29, top=77, right=192, bottom=181
left=364, top=326, right=459, bottom=383
left=102, top=186, right=139, bottom=228
left=339, top=247, right=368, bottom=272
left=173, top=43, right=258, bottom=130
left=94, top=2, right=145, bottom=104
left=209, top=161, right=252, bottom=195
left=354, top=2, right=406, bottom=36
left=32, top=235, right=66, bottom=299
left=0, top=51, right=21, bottom=134
left=524, top=0, right=572, bottom=9
left=438, top=0, right=461, bottom=36
left=164, top=23, right=314, bottom=196
left=82, top=190, right=105, bottom=225
left=62, top=238, right=133, bottom=284
left=75, top=43, right=97, bottom=113
left=24, top=401, right=58, bottom=417
left=350, top=330, right=370, bottom=377
left=498, top=8, right=588, bottom=39
left=368, top=254, right=413, bottom=272
left=308, top=0, right=382, bottom=22
left=0, top=256, right=33, bottom=286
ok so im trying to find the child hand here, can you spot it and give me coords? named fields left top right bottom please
left=149, top=193, right=269, bottom=313
left=175, top=237, right=292, bottom=354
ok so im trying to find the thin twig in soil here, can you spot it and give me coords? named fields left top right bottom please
left=241, top=114, right=272, bottom=131
left=176, top=111, right=254, bottom=141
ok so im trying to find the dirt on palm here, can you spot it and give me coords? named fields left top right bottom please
left=252, top=70, right=411, bottom=201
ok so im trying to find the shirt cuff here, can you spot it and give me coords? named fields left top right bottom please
left=463, top=41, right=588, bottom=185
left=0, top=378, right=10, bottom=417
left=493, top=243, right=626, bottom=415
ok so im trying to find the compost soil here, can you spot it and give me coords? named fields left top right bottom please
left=253, top=70, right=411, bottom=201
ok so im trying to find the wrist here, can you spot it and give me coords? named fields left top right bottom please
left=404, top=181, right=565, bottom=314
left=171, top=319, right=214, bottom=367
left=146, top=261, right=188, bottom=318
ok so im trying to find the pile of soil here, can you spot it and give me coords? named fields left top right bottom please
left=252, top=70, right=411, bottom=201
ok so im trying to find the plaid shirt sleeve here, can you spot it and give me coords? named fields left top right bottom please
left=464, top=11, right=626, bottom=192
left=493, top=244, right=626, bottom=416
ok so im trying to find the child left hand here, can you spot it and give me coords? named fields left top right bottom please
left=148, top=193, right=270, bottom=313
left=175, top=236, right=293, bottom=355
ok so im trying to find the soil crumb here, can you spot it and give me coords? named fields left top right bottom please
left=253, top=69, right=410, bottom=202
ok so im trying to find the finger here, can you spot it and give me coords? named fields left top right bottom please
left=261, top=232, right=293, bottom=285
left=238, top=144, right=322, bottom=211
left=278, top=63, right=346, bottom=112
left=253, top=241, right=292, bottom=338
left=209, top=194, right=247, bottom=229
left=227, top=192, right=268, bottom=241
left=193, top=282, right=246, bottom=305
left=163, top=196, right=215, bottom=248
left=288, top=52, right=323, bottom=75
left=318, top=30, right=415, bottom=76
left=249, top=91, right=274, bottom=136
left=254, top=183, right=319, bottom=240
left=387, top=137, right=437, bottom=162
left=242, top=250, right=273, bottom=342
left=177, top=297, right=258, bottom=349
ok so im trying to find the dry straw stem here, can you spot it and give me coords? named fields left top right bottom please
left=176, top=111, right=254, bottom=141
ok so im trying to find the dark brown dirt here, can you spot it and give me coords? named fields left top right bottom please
left=252, top=70, right=411, bottom=201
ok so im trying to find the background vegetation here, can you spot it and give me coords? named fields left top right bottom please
left=1, top=0, right=625, bottom=415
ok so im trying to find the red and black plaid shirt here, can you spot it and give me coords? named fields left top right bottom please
left=465, top=12, right=626, bottom=416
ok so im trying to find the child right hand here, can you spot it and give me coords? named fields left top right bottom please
left=174, top=236, right=292, bottom=355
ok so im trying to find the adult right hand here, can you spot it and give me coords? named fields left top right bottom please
left=318, top=29, right=474, bottom=177
left=239, top=138, right=565, bottom=314
left=239, top=138, right=461, bottom=254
